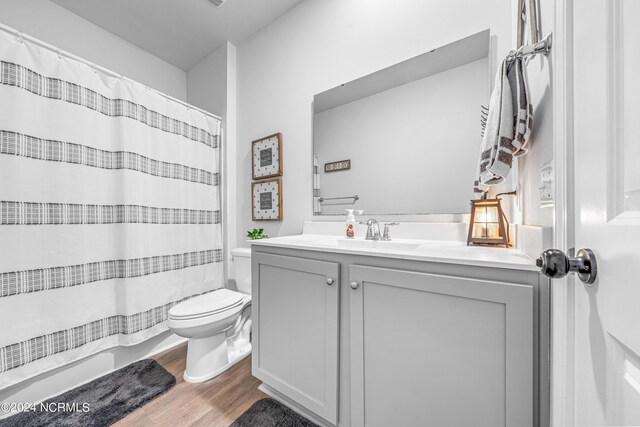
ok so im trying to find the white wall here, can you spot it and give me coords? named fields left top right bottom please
left=225, top=44, right=239, bottom=258
left=187, top=41, right=239, bottom=277
left=314, top=59, right=488, bottom=215
left=187, top=43, right=228, bottom=117
left=235, top=0, right=514, bottom=241
left=0, top=0, right=187, bottom=100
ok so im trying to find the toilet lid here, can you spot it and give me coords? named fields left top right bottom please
left=169, top=289, right=244, bottom=320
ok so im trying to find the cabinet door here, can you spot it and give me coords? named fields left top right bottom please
left=349, top=265, right=533, bottom=427
left=252, top=252, right=340, bottom=424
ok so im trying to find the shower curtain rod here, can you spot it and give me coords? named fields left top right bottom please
left=0, top=23, right=222, bottom=122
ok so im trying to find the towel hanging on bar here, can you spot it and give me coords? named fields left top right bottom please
left=475, top=54, right=533, bottom=189
left=510, top=56, right=533, bottom=156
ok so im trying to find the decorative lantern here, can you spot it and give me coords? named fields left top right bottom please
left=466, top=191, right=516, bottom=247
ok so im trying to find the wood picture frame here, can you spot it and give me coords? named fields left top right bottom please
left=252, top=178, right=283, bottom=221
left=252, top=133, right=283, bottom=180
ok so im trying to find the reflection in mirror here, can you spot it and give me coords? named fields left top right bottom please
left=313, top=30, right=490, bottom=216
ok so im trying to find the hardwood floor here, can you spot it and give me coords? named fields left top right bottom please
left=115, top=343, right=266, bottom=427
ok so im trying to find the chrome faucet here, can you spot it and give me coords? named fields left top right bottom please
left=360, top=219, right=381, bottom=240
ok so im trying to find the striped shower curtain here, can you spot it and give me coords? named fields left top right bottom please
left=0, top=28, right=223, bottom=388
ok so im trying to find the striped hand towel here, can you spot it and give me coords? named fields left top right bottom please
left=476, top=56, right=533, bottom=190
left=511, top=57, right=532, bottom=156
left=477, top=59, right=514, bottom=186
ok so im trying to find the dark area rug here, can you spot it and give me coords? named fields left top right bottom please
left=231, top=398, right=318, bottom=427
left=0, top=358, right=175, bottom=427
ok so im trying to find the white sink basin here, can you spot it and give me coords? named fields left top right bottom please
left=320, top=238, right=422, bottom=252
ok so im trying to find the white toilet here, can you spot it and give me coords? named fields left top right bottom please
left=167, top=247, right=252, bottom=383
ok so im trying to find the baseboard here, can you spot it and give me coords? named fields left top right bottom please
left=0, top=331, right=186, bottom=419
left=258, top=384, right=335, bottom=427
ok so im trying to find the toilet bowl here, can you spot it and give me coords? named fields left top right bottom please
left=167, top=247, right=252, bottom=383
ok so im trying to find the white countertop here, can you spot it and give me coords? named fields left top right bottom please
left=250, top=234, right=539, bottom=272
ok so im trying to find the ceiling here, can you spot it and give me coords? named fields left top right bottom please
left=51, top=0, right=304, bottom=70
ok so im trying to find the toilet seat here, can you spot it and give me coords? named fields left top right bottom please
left=169, top=289, right=245, bottom=321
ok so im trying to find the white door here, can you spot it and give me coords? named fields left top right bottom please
left=570, top=0, right=640, bottom=424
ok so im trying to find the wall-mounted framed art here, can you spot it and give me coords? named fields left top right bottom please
left=252, top=133, right=282, bottom=180
left=252, top=178, right=283, bottom=221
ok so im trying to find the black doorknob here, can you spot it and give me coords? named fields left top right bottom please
left=536, top=248, right=597, bottom=285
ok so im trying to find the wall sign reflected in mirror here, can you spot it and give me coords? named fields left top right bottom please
left=252, top=132, right=282, bottom=180
left=252, top=178, right=282, bottom=221
left=312, top=30, right=490, bottom=216
left=325, top=160, right=351, bottom=173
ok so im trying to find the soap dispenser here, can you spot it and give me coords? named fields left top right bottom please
left=345, top=209, right=363, bottom=238
left=345, top=209, right=356, bottom=238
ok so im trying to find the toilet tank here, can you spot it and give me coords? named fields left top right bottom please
left=231, top=247, right=252, bottom=294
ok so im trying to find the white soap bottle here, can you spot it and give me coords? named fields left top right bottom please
left=345, top=209, right=356, bottom=238
left=355, top=210, right=363, bottom=237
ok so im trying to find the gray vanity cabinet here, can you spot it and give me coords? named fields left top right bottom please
left=252, top=244, right=548, bottom=427
left=251, top=252, right=340, bottom=424
left=348, top=265, right=534, bottom=427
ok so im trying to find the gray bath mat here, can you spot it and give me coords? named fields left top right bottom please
left=231, top=398, right=318, bottom=427
left=0, top=358, right=175, bottom=427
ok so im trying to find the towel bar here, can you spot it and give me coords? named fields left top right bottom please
left=318, top=195, right=359, bottom=204
left=507, top=32, right=552, bottom=63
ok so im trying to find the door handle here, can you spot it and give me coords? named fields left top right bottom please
left=350, top=281, right=359, bottom=290
left=536, top=248, right=597, bottom=285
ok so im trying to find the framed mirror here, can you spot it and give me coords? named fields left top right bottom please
left=313, top=30, right=490, bottom=216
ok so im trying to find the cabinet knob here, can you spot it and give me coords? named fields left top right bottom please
left=350, top=281, right=359, bottom=290
left=326, top=277, right=334, bottom=285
